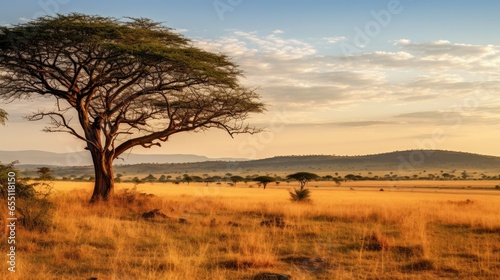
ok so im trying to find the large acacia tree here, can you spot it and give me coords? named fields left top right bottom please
left=0, top=14, right=264, bottom=202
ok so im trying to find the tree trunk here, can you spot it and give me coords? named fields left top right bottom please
left=89, top=149, right=114, bottom=203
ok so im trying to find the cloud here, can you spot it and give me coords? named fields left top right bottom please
left=324, top=36, right=347, bottom=44
left=335, top=121, right=392, bottom=127
left=195, top=31, right=316, bottom=60
left=193, top=32, right=500, bottom=126
left=394, top=40, right=497, bottom=59
left=395, top=111, right=451, bottom=119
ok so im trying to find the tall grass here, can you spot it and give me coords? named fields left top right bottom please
left=1, top=182, right=499, bottom=279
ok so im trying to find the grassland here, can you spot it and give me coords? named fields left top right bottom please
left=1, top=181, right=500, bottom=279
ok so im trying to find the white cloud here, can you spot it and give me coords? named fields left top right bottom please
left=394, top=39, right=411, bottom=45
left=193, top=33, right=500, bottom=128
left=324, top=36, right=347, bottom=44
left=273, top=29, right=284, bottom=34
left=195, top=30, right=316, bottom=61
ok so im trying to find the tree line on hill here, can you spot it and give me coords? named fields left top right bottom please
left=26, top=167, right=500, bottom=184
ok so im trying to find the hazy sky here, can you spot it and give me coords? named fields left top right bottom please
left=1, top=0, right=500, bottom=159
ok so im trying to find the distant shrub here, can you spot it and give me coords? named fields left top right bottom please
left=289, top=187, right=311, bottom=202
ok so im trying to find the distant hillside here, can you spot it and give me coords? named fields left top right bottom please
left=0, top=150, right=247, bottom=166
left=16, top=150, right=500, bottom=178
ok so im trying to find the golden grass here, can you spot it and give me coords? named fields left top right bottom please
left=1, top=181, right=499, bottom=279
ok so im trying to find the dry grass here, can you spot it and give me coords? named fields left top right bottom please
left=1, top=181, right=499, bottom=279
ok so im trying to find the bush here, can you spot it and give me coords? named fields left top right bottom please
left=0, top=161, right=36, bottom=199
left=17, top=183, right=53, bottom=231
left=0, top=162, right=54, bottom=231
left=289, top=187, right=311, bottom=202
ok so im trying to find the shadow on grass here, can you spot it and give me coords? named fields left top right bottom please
left=401, top=259, right=435, bottom=272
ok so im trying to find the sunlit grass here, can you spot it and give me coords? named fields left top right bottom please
left=1, top=181, right=499, bottom=279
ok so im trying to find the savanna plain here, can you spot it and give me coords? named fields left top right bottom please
left=1, top=180, right=500, bottom=280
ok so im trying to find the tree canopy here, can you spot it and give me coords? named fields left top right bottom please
left=230, top=175, right=245, bottom=185
left=286, top=172, right=319, bottom=189
left=37, top=167, right=53, bottom=181
left=0, top=14, right=265, bottom=202
left=253, top=176, right=276, bottom=189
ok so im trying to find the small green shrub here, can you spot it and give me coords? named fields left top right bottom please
left=1, top=162, right=54, bottom=232
left=17, top=183, right=54, bottom=231
left=289, top=187, right=311, bottom=202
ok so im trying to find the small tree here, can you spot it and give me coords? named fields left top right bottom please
left=191, top=176, right=203, bottom=183
left=115, top=173, right=123, bottom=183
left=143, top=174, right=157, bottom=183
left=287, top=172, right=318, bottom=202
left=323, top=175, right=334, bottom=181
left=253, top=176, right=276, bottom=189
left=230, top=175, right=245, bottom=186
left=37, top=167, right=53, bottom=181
left=344, top=174, right=358, bottom=181
left=158, top=175, right=167, bottom=182
left=183, top=175, right=194, bottom=185
left=204, top=177, right=215, bottom=186
left=286, top=172, right=319, bottom=190
left=132, top=177, right=143, bottom=187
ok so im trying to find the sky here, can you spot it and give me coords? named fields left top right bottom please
left=1, top=0, right=500, bottom=159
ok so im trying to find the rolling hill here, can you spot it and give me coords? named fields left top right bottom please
left=12, top=150, right=500, bottom=178
left=0, top=150, right=247, bottom=167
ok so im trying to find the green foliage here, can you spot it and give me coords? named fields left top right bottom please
left=158, top=175, right=168, bottom=182
left=142, top=174, right=157, bottom=182
left=37, top=167, right=53, bottom=181
left=183, top=175, right=194, bottom=185
left=115, top=173, right=123, bottom=182
left=286, top=172, right=319, bottom=189
left=253, top=176, right=276, bottom=189
left=0, top=161, right=36, bottom=199
left=230, top=175, right=245, bottom=185
left=191, top=176, right=203, bottom=182
left=345, top=174, right=363, bottom=181
left=17, top=183, right=53, bottom=231
left=132, top=177, right=143, bottom=186
left=0, top=162, right=54, bottom=231
left=289, top=187, right=311, bottom=202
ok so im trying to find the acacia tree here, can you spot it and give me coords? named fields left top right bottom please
left=0, top=14, right=265, bottom=202
left=229, top=175, right=244, bottom=186
left=37, top=167, right=53, bottom=181
left=253, top=176, right=276, bottom=189
left=286, top=172, right=319, bottom=190
left=286, top=172, right=318, bottom=202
